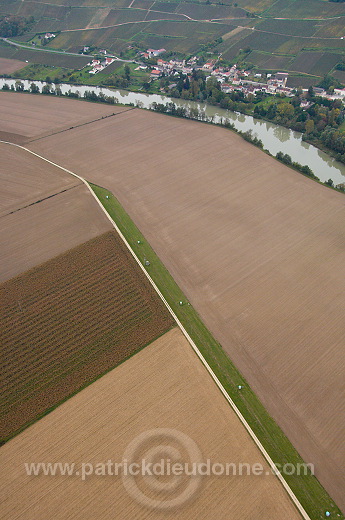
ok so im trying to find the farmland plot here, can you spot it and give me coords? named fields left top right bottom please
left=0, top=143, right=80, bottom=215
left=264, top=0, right=345, bottom=19
left=0, top=92, right=127, bottom=141
left=287, top=52, right=341, bottom=77
left=27, top=106, right=345, bottom=511
left=0, top=58, right=26, bottom=75
left=255, top=18, right=324, bottom=38
left=0, top=230, right=174, bottom=442
left=0, top=328, right=302, bottom=520
left=0, top=182, right=114, bottom=282
left=0, top=41, right=90, bottom=69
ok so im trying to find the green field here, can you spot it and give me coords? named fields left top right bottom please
left=12, top=63, right=71, bottom=81
left=287, top=51, right=341, bottom=76
left=0, top=40, right=89, bottom=68
left=262, top=0, right=345, bottom=19
left=89, top=181, right=344, bottom=520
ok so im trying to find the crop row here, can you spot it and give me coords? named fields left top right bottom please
left=1, top=287, right=150, bottom=378
left=1, top=265, right=137, bottom=325
left=0, top=309, right=153, bottom=413
left=0, top=231, right=175, bottom=440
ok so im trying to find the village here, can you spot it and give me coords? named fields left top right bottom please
left=141, top=49, right=345, bottom=102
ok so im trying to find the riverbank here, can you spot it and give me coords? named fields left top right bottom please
left=1, top=77, right=345, bottom=187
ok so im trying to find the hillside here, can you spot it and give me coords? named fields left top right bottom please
left=0, top=0, right=344, bottom=86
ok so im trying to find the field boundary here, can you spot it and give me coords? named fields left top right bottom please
left=0, top=138, right=336, bottom=520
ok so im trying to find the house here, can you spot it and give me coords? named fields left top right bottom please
left=221, top=84, right=233, bottom=93
left=150, top=69, right=162, bottom=78
left=105, top=57, right=114, bottom=65
left=300, top=99, right=312, bottom=109
left=271, top=72, right=289, bottom=87
left=44, top=33, right=55, bottom=39
left=169, top=59, right=185, bottom=69
left=313, top=87, right=326, bottom=96
left=334, top=88, right=345, bottom=97
left=147, top=48, right=166, bottom=57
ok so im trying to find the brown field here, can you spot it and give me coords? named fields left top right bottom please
left=0, top=57, right=26, bottom=74
left=0, top=328, right=302, bottom=520
left=0, top=230, right=174, bottom=443
left=0, top=183, right=113, bottom=282
left=25, top=105, right=345, bottom=510
left=0, top=142, right=80, bottom=216
left=0, top=92, right=128, bottom=142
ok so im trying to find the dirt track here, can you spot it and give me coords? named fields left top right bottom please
left=0, top=142, right=80, bottom=216
left=0, top=328, right=302, bottom=520
left=24, top=105, right=345, bottom=510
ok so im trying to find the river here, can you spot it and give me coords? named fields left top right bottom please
left=1, top=78, right=345, bottom=186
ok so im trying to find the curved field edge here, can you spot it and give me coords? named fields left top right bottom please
left=89, top=182, right=344, bottom=520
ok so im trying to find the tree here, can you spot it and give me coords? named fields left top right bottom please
left=124, top=64, right=130, bottom=82
left=307, top=86, right=314, bottom=99
left=277, top=102, right=294, bottom=120
left=305, top=119, right=314, bottom=134
left=0, top=15, right=34, bottom=37
left=15, top=80, right=24, bottom=92
left=30, top=82, right=39, bottom=93
left=42, top=84, right=53, bottom=95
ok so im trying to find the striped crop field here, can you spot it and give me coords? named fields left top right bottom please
left=0, top=230, right=174, bottom=443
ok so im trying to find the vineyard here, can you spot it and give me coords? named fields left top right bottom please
left=0, top=230, right=174, bottom=443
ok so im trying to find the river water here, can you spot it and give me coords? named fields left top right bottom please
left=1, top=78, right=345, bottom=185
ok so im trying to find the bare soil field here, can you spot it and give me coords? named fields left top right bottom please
left=0, top=143, right=80, bottom=216
left=28, top=107, right=345, bottom=510
left=0, top=328, right=302, bottom=520
left=0, top=92, right=128, bottom=142
left=0, top=230, right=174, bottom=442
left=0, top=183, right=113, bottom=282
left=0, top=57, right=26, bottom=75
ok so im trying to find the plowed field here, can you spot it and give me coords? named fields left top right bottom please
left=26, top=105, right=345, bottom=511
left=0, top=92, right=128, bottom=142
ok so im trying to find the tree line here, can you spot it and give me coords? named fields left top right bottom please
left=158, top=70, right=345, bottom=164
left=0, top=15, right=34, bottom=38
